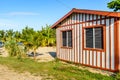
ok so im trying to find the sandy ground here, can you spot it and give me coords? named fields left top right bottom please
left=0, top=47, right=8, bottom=57
left=0, top=47, right=56, bottom=80
left=26, top=47, right=56, bottom=62
left=36, top=47, right=56, bottom=62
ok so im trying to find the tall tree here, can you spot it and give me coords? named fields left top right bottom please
left=107, top=0, right=120, bottom=12
left=21, top=26, right=38, bottom=60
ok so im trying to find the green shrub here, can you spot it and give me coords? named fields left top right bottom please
left=5, top=39, right=26, bottom=58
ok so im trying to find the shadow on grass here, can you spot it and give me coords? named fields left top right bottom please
left=27, top=52, right=43, bottom=57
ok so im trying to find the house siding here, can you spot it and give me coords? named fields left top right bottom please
left=56, top=13, right=117, bottom=71
left=119, top=19, right=120, bottom=70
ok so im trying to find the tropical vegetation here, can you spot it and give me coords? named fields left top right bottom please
left=107, top=0, right=120, bottom=12
left=0, top=25, right=56, bottom=58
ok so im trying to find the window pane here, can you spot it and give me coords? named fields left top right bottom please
left=86, top=28, right=93, bottom=48
left=62, top=31, right=67, bottom=46
left=95, top=27, right=103, bottom=49
left=68, top=30, right=72, bottom=47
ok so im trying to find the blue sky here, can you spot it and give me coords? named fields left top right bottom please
left=0, top=0, right=111, bottom=31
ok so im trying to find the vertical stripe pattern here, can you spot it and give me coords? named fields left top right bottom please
left=56, top=13, right=116, bottom=71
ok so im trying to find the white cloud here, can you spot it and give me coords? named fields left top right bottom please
left=0, top=19, right=19, bottom=30
left=8, top=12, right=40, bottom=16
left=0, top=12, right=40, bottom=16
left=0, top=23, right=17, bottom=27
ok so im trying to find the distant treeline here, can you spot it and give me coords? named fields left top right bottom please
left=0, top=24, right=56, bottom=47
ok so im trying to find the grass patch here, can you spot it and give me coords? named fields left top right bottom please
left=0, top=57, right=116, bottom=80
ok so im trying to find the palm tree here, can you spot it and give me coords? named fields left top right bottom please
left=40, top=25, right=56, bottom=46
left=21, top=26, right=39, bottom=60
left=30, top=32, right=40, bottom=60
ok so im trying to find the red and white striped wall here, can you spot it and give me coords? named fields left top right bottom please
left=56, top=13, right=119, bottom=72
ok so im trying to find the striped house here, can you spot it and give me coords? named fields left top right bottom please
left=51, top=8, right=120, bottom=72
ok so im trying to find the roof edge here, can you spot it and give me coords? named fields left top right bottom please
left=51, top=8, right=120, bottom=29
left=51, top=9, right=74, bottom=29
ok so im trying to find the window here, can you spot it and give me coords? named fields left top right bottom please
left=86, top=28, right=93, bottom=48
left=62, top=31, right=67, bottom=46
left=62, top=30, right=72, bottom=47
left=85, top=27, right=103, bottom=49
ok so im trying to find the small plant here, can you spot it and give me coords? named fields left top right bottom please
left=116, top=73, right=120, bottom=80
left=5, top=39, right=26, bottom=59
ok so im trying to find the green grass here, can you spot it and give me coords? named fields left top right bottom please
left=0, top=57, right=116, bottom=80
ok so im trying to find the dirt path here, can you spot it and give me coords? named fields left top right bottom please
left=0, top=65, right=42, bottom=80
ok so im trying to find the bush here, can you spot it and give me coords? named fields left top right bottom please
left=5, top=39, right=26, bottom=58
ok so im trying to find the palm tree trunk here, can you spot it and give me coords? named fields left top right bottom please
left=33, top=48, right=36, bottom=60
